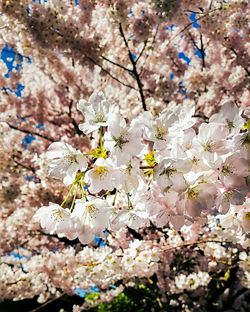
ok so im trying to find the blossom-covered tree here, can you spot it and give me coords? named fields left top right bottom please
left=0, top=1, right=249, bottom=311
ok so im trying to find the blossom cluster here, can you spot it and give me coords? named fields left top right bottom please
left=0, top=0, right=250, bottom=309
left=1, top=225, right=249, bottom=311
left=0, top=237, right=159, bottom=303
left=34, top=91, right=250, bottom=245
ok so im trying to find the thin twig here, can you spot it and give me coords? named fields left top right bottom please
left=135, top=39, right=148, bottom=64
left=163, top=239, right=234, bottom=253
left=166, top=8, right=220, bottom=48
left=0, top=47, right=30, bottom=60
left=88, top=53, right=137, bottom=90
left=200, top=34, right=206, bottom=68
left=119, top=23, right=147, bottom=111
left=51, top=28, right=137, bottom=91
left=209, top=0, right=214, bottom=10
left=101, top=55, right=133, bottom=72
left=105, top=229, right=124, bottom=253
left=7, top=122, right=55, bottom=142
left=230, top=47, right=250, bottom=77
left=29, top=293, right=65, bottom=312
left=139, top=24, right=159, bottom=77
left=189, top=32, right=206, bottom=69
left=68, top=99, right=85, bottom=136
left=12, top=156, right=36, bottom=173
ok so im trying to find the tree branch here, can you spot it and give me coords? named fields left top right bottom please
left=200, top=34, right=206, bottom=68
left=209, top=0, right=214, bottom=10
left=51, top=27, right=137, bottom=91
left=67, top=99, right=85, bottom=136
left=189, top=33, right=206, bottom=69
left=119, top=24, right=147, bottom=111
left=230, top=47, right=250, bottom=77
left=12, top=155, right=36, bottom=173
left=101, top=55, right=133, bottom=73
left=139, top=24, right=159, bottom=77
left=135, top=39, right=148, bottom=64
left=7, top=122, right=55, bottom=142
left=166, top=8, right=220, bottom=49
left=29, top=294, right=66, bottom=312
left=88, top=53, right=137, bottom=90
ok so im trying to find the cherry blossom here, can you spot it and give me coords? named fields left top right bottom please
left=33, top=203, right=75, bottom=238
left=104, top=112, right=144, bottom=165
left=84, top=158, right=119, bottom=194
left=46, top=142, right=88, bottom=186
left=77, top=91, right=116, bottom=134
left=1, top=0, right=250, bottom=309
left=72, top=197, right=112, bottom=244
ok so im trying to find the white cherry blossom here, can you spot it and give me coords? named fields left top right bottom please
left=84, top=158, right=119, bottom=194
left=33, top=203, right=76, bottom=239
left=217, top=200, right=250, bottom=234
left=46, top=142, right=88, bottom=186
left=77, top=91, right=116, bottom=134
left=141, top=110, right=177, bottom=150
left=72, top=197, right=112, bottom=244
left=117, top=159, right=145, bottom=193
left=209, top=101, right=244, bottom=135
left=141, top=102, right=196, bottom=150
left=111, top=189, right=150, bottom=231
left=154, top=158, right=190, bottom=193
left=193, top=123, right=229, bottom=166
left=216, top=153, right=249, bottom=189
left=177, top=180, right=217, bottom=218
left=104, top=112, right=144, bottom=165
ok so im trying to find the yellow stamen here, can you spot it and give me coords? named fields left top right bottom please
left=95, top=166, right=107, bottom=176
left=154, top=125, right=167, bottom=140
left=245, top=212, right=250, bottom=221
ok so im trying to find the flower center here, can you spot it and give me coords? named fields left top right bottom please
left=245, top=212, right=250, bottom=221
left=192, top=156, right=200, bottom=165
left=160, top=166, right=177, bottom=177
left=154, top=125, right=167, bottom=140
left=202, top=140, right=214, bottom=152
left=94, top=112, right=105, bottom=123
left=221, top=165, right=233, bottom=176
left=224, top=190, right=233, bottom=201
left=95, top=166, right=108, bottom=176
left=64, top=153, right=78, bottom=164
left=86, top=204, right=97, bottom=217
left=52, top=208, right=68, bottom=221
left=226, top=119, right=234, bottom=132
left=113, top=133, right=129, bottom=149
left=187, top=187, right=198, bottom=199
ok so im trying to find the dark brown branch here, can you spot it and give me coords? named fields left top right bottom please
left=230, top=48, right=250, bottom=77
left=162, top=239, right=236, bottom=253
left=101, top=55, right=133, bottom=72
left=189, top=33, right=206, bottom=69
left=184, top=10, right=204, bottom=14
left=140, top=165, right=155, bottom=169
left=12, top=156, right=36, bottom=173
left=29, top=294, right=66, bottom=312
left=68, top=99, right=85, bottom=136
left=135, top=39, right=148, bottom=64
left=209, top=0, right=214, bottom=10
left=87, top=53, right=137, bottom=90
left=119, top=24, right=147, bottom=111
left=6, top=278, right=27, bottom=286
left=200, top=34, right=206, bottom=68
left=139, top=24, right=159, bottom=77
left=127, top=227, right=143, bottom=240
left=51, top=28, right=137, bottom=91
left=166, top=8, right=220, bottom=48
left=1, top=47, right=30, bottom=61
left=7, top=122, right=55, bottom=142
